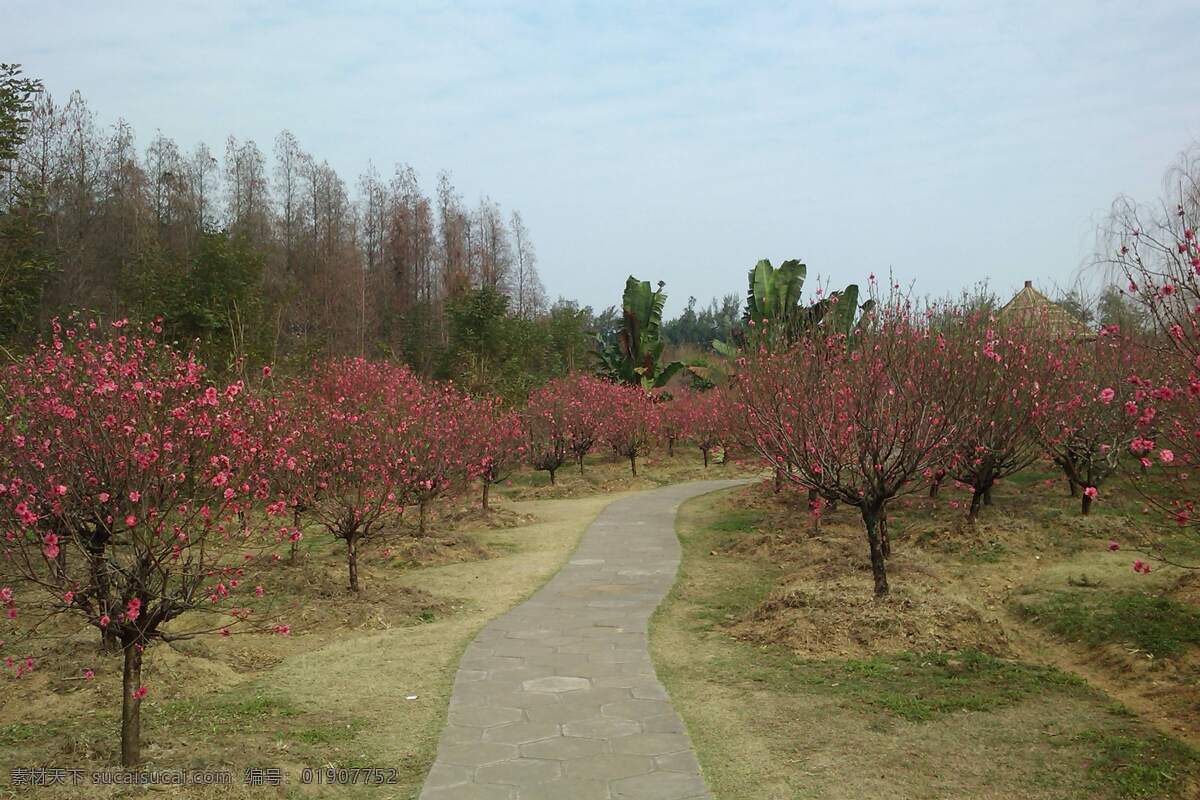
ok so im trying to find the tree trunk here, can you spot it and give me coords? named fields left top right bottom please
left=929, top=479, right=940, bottom=498
left=121, top=642, right=143, bottom=766
left=290, top=506, right=303, bottom=562
left=773, top=466, right=783, bottom=494
left=721, top=446, right=730, bottom=465
left=346, top=533, right=359, bottom=592
left=84, top=528, right=119, bottom=651
left=1067, top=475, right=1078, bottom=497
left=668, top=437, right=675, bottom=457
left=482, top=481, right=490, bottom=512
left=968, top=488, right=984, bottom=521
left=548, top=467, right=557, bottom=486
left=862, top=508, right=889, bottom=596
left=418, top=501, right=428, bottom=535
left=702, top=448, right=710, bottom=469
left=983, top=486, right=993, bottom=506
left=578, top=454, right=585, bottom=475
left=1081, top=492, right=1092, bottom=515
left=879, top=510, right=891, bottom=559
left=629, top=453, right=637, bottom=477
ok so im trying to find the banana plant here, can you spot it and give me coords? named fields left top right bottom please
left=805, top=284, right=876, bottom=337
left=593, top=276, right=685, bottom=391
left=712, top=259, right=876, bottom=355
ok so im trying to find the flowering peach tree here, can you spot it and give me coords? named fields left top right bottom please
left=0, top=319, right=288, bottom=765
left=600, top=382, right=660, bottom=476
left=1106, top=157, right=1200, bottom=547
left=735, top=306, right=967, bottom=595
left=938, top=316, right=1056, bottom=520
left=1034, top=331, right=1143, bottom=515
left=281, top=359, right=414, bottom=590
left=467, top=396, right=525, bottom=511
left=525, top=381, right=570, bottom=484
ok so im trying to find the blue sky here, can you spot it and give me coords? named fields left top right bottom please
left=6, top=0, right=1199, bottom=314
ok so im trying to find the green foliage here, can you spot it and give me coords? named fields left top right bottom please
left=663, top=293, right=741, bottom=348
left=0, top=182, right=56, bottom=345
left=1012, top=590, right=1200, bottom=658
left=1058, top=289, right=1095, bottom=325
left=293, top=720, right=364, bottom=744
left=746, top=258, right=807, bottom=325
left=122, top=231, right=269, bottom=369
left=593, top=275, right=685, bottom=390
left=806, top=283, right=876, bottom=338
left=1097, top=284, right=1151, bottom=333
left=443, top=288, right=594, bottom=403
left=807, top=649, right=1088, bottom=722
left=0, top=64, right=42, bottom=162
left=714, top=258, right=875, bottom=353
left=1076, top=730, right=1200, bottom=799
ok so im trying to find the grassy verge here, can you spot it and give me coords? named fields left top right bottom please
left=1012, top=589, right=1200, bottom=658
left=651, top=489, right=1200, bottom=800
left=0, top=492, right=624, bottom=798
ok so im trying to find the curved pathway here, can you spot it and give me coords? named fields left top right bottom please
left=419, top=480, right=745, bottom=800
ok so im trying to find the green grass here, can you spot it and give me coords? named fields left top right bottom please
left=292, top=719, right=364, bottom=744
left=710, top=642, right=1091, bottom=723
left=0, top=722, right=45, bottom=744
left=1078, top=730, right=1200, bottom=799
left=683, top=505, right=1092, bottom=723
left=159, top=689, right=300, bottom=737
left=655, top=488, right=1200, bottom=800
left=819, top=649, right=1089, bottom=721
left=706, top=507, right=766, bottom=532
left=1013, top=589, right=1200, bottom=658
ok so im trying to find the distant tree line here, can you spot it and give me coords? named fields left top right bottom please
left=0, top=66, right=611, bottom=400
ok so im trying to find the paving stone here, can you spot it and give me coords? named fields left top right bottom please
left=476, top=758, right=562, bottom=785
left=656, top=750, right=703, bottom=773
left=565, top=752, right=655, bottom=781
left=610, top=733, right=693, bottom=756
left=630, top=684, right=670, bottom=701
left=439, top=724, right=486, bottom=746
left=448, top=706, right=525, bottom=729
left=610, top=770, right=709, bottom=799
left=439, top=741, right=520, bottom=767
left=515, top=777, right=611, bottom=800
left=419, top=480, right=746, bottom=800
left=640, top=715, right=686, bottom=734
left=421, top=784, right=516, bottom=800
left=520, top=735, right=607, bottom=760
left=562, top=717, right=642, bottom=739
left=483, top=721, right=563, bottom=745
left=422, top=762, right=473, bottom=790
left=487, top=690, right=564, bottom=710
left=522, top=676, right=591, bottom=693
left=524, top=701, right=609, bottom=725
left=601, top=699, right=674, bottom=721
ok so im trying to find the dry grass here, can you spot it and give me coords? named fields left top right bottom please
left=651, top=477, right=1200, bottom=800
left=0, top=490, right=625, bottom=799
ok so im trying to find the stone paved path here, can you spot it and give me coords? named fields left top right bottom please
left=419, top=480, right=745, bottom=800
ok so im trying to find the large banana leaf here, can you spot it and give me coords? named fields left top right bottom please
left=593, top=275, right=684, bottom=391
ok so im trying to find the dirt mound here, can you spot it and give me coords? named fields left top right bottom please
left=735, top=573, right=1011, bottom=659
left=440, top=504, right=539, bottom=530
left=387, top=531, right=494, bottom=567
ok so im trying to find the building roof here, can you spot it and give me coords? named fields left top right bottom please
left=997, top=280, right=1091, bottom=337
